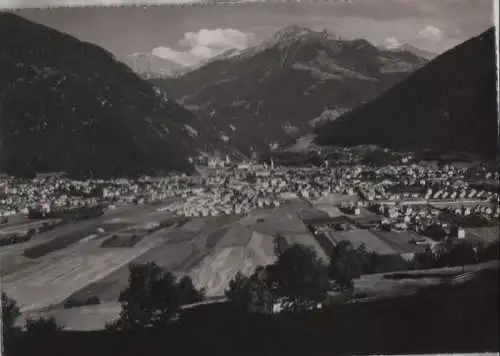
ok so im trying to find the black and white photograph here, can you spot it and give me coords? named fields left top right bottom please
left=0, top=0, right=498, bottom=355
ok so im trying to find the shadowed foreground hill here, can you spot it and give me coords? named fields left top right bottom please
left=315, top=27, right=498, bottom=158
left=0, top=12, right=203, bottom=178
left=7, top=267, right=498, bottom=356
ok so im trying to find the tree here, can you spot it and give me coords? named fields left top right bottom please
left=2, top=292, right=21, bottom=334
left=355, top=243, right=380, bottom=274
left=329, top=241, right=363, bottom=292
left=2, top=292, right=22, bottom=350
left=226, top=245, right=332, bottom=314
left=107, top=262, right=181, bottom=330
left=476, top=239, right=499, bottom=262
left=225, top=271, right=266, bottom=313
left=177, top=276, right=204, bottom=305
left=435, top=239, right=477, bottom=271
left=450, top=241, right=477, bottom=272
left=414, top=245, right=436, bottom=269
left=269, top=244, right=330, bottom=312
left=25, top=316, right=63, bottom=335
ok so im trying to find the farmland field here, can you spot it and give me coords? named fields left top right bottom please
left=215, top=224, right=253, bottom=248
left=465, top=226, right=499, bottom=243
left=66, top=234, right=201, bottom=303
left=100, top=233, right=146, bottom=248
left=190, top=247, right=258, bottom=297
left=370, top=230, right=426, bottom=254
left=22, top=222, right=130, bottom=259
left=247, top=231, right=276, bottom=266
left=205, top=227, right=229, bottom=249
left=313, top=204, right=343, bottom=218
left=205, top=213, right=245, bottom=229
left=3, top=234, right=165, bottom=312
left=312, top=231, right=336, bottom=257
left=332, top=229, right=398, bottom=255
left=286, top=232, right=329, bottom=261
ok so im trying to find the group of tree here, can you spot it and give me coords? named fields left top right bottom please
left=413, top=238, right=499, bottom=271
left=64, top=296, right=101, bottom=309
left=2, top=292, right=63, bottom=350
left=225, top=241, right=381, bottom=313
left=328, top=241, right=380, bottom=291
left=226, top=245, right=331, bottom=313
left=105, top=262, right=205, bottom=330
left=2, top=263, right=205, bottom=349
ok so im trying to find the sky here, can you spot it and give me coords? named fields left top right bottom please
left=10, top=0, right=495, bottom=67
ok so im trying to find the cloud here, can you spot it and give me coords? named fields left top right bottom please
left=417, top=25, right=444, bottom=42
left=152, top=28, right=256, bottom=66
left=383, top=36, right=401, bottom=49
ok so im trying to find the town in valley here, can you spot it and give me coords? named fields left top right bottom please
left=0, top=1, right=498, bottom=355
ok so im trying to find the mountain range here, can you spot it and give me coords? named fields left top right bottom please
left=151, top=25, right=429, bottom=155
left=380, top=43, right=437, bottom=60
left=122, top=52, right=189, bottom=79
left=1, top=13, right=494, bottom=178
left=314, top=27, right=498, bottom=159
left=0, top=12, right=211, bottom=178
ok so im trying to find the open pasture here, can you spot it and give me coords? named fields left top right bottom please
left=190, top=247, right=258, bottom=297
left=332, top=229, right=398, bottom=255
left=205, top=227, right=229, bottom=249
left=250, top=207, right=328, bottom=260
left=16, top=301, right=122, bottom=331
left=353, top=272, right=444, bottom=299
left=465, top=226, right=499, bottom=243
left=313, top=204, right=343, bottom=218
left=100, top=232, right=146, bottom=248
left=205, top=213, right=245, bottom=229
left=286, top=232, right=329, bottom=262
left=249, top=208, right=307, bottom=235
left=237, top=208, right=273, bottom=225
left=179, top=217, right=210, bottom=232
left=370, top=230, right=426, bottom=254
left=3, top=234, right=164, bottom=312
left=0, top=220, right=55, bottom=235
left=22, top=222, right=129, bottom=259
left=312, top=231, right=336, bottom=257
left=65, top=231, right=205, bottom=303
left=297, top=206, right=331, bottom=221
left=214, top=224, right=253, bottom=248
left=247, top=231, right=276, bottom=266
left=190, top=228, right=280, bottom=297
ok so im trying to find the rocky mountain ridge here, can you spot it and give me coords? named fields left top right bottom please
left=151, top=25, right=429, bottom=155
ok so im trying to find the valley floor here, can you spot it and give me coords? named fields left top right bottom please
left=1, top=194, right=498, bottom=331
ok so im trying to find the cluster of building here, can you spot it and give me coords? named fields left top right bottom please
left=1, top=158, right=497, bottom=247
left=0, top=173, right=198, bottom=218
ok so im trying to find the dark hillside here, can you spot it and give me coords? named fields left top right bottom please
left=7, top=267, right=498, bottom=356
left=0, top=12, right=203, bottom=178
left=315, top=27, right=498, bottom=158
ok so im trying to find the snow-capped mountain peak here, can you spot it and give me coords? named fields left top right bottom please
left=122, top=52, right=188, bottom=79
